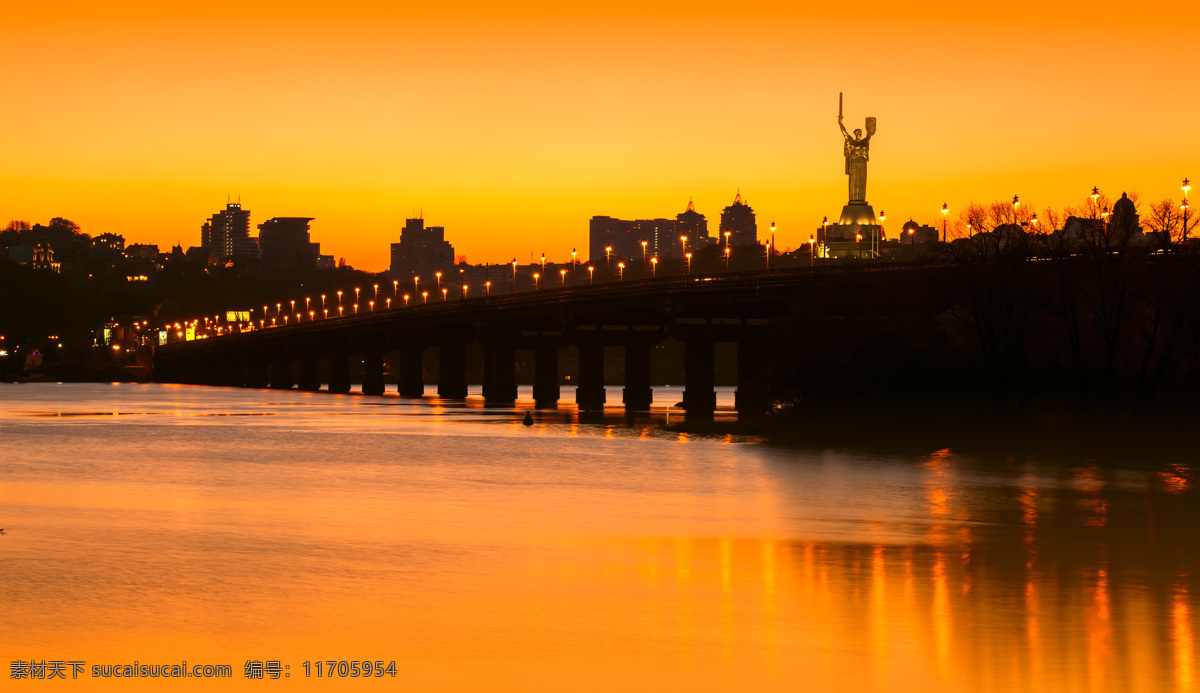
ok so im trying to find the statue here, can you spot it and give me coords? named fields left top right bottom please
left=838, top=92, right=875, bottom=205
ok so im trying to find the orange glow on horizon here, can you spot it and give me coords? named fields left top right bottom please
left=3, top=1, right=1196, bottom=271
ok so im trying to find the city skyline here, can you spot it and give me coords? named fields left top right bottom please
left=3, top=0, right=1195, bottom=271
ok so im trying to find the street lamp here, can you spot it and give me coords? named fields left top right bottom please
left=1091, top=186, right=1100, bottom=219
left=373, top=284, right=379, bottom=301
left=369, top=300, right=375, bottom=312
left=540, top=253, right=546, bottom=277
left=1030, top=213, right=1038, bottom=232
left=1012, top=195, right=1020, bottom=224
left=290, top=299, right=296, bottom=315
left=485, top=281, right=491, bottom=296
left=353, top=303, right=358, bottom=314
left=769, top=221, right=776, bottom=270
left=393, top=280, right=399, bottom=297
left=460, top=267, right=466, bottom=299
left=571, top=247, right=578, bottom=287
left=724, top=230, right=731, bottom=249
left=605, top=246, right=612, bottom=282
left=764, top=239, right=771, bottom=270
left=560, top=268, right=567, bottom=286
left=276, top=302, right=282, bottom=319
left=821, top=216, right=829, bottom=261
left=909, top=225, right=916, bottom=260
left=435, top=272, right=441, bottom=294
left=685, top=252, right=692, bottom=276
left=856, top=232, right=863, bottom=259
left=941, top=203, right=948, bottom=243
left=617, top=262, right=624, bottom=282
left=724, top=245, right=730, bottom=272
left=641, top=239, right=648, bottom=277
left=533, top=272, right=540, bottom=290
left=588, top=265, right=594, bottom=284
left=511, top=259, right=518, bottom=294
left=679, top=235, right=687, bottom=264
left=1182, top=178, right=1192, bottom=247
left=651, top=257, right=657, bottom=277
left=354, top=287, right=360, bottom=304
left=442, top=288, right=448, bottom=302
left=808, top=235, right=815, bottom=267
left=422, top=291, right=428, bottom=304
left=305, top=297, right=311, bottom=312
left=403, top=294, right=410, bottom=306
left=879, top=210, right=886, bottom=255
left=338, top=306, right=344, bottom=317
left=413, top=276, right=419, bottom=296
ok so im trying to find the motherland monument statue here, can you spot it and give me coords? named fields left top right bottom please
left=837, top=92, right=879, bottom=227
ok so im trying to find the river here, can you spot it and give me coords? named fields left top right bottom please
left=1, top=383, right=1195, bottom=691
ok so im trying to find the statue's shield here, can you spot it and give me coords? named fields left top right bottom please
left=865, top=117, right=877, bottom=137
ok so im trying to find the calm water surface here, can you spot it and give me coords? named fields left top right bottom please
left=1, top=383, right=1196, bottom=691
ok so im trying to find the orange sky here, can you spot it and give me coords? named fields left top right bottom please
left=3, top=1, right=1195, bottom=271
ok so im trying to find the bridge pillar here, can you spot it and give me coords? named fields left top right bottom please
left=438, top=341, right=469, bottom=399
left=220, top=357, right=245, bottom=387
left=575, top=342, right=606, bottom=411
left=735, top=335, right=771, bottom=419
left=298, top=352, right=321, bottom=391
left=328, top=350, right=351, bottom=394
left=178, top=358, right=202, bottom=385
left=269, top=354, right=294, bottom=390
left=623, top=341, right=653, bottom=413
left=682, top=336, right=716, bottom=420
left=362, top=344, right=385, bottom=396
left=482, top=341, right=518, bottom=405
left=397, top=344, right=424, bottom=397
left=532, top=344, right=559, bottom=408
left=246, top=354, right=270, bottom=389
left=200, top=356, right=223, bottom=386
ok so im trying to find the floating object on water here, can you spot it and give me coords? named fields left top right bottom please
left=522, top=411, right=533, bottom=426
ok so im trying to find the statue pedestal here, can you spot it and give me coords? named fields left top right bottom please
left=838, top=203, right=877, bottom=226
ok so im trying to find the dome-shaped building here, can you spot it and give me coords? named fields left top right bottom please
left=1108, top=192, right=1142, bottom=243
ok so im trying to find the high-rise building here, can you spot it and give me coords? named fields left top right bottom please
left=720, top=191, right=758, bottom=246
left=675, top=198, right=709, bottom=255
left=258, top=217, right=321, bottom=273
left=201, top=202, right=258, bottom=262
left=589, top=198, right=712, bottom=263
left=389, top=217, right=455, bottom=281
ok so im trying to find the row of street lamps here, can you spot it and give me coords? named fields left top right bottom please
left=194, top=178, right=1192, bottom=337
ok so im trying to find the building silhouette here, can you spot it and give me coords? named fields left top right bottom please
left=389, top=217, right=455, bottom=281
left=675, top=198, right=710, bottom=255
left=719, top=191, right=758, bottom=246
left=258, top=217, right=331, bottom=273
left=31, top=241, right=60, bottom=273
left=201, top=202, right=258, bottom=263
left=589, top=198, right=712, bottom=263
left=92, top=233, right=125, bottom=253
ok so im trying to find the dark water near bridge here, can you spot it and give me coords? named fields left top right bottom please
left=1, top=383, right=1195, bottom=691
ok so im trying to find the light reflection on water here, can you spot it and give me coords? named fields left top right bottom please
left=0, top=383, right=1195, bottom=691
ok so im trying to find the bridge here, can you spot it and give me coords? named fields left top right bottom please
left=154, top=265, right=936, bottom=420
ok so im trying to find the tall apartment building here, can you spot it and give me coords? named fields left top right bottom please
left=258, top=217, right=322, bottom=273
left=201, top=202, right=258, bottom=262
left=719, top=191, right=758, bottom=246
left=389, top=217, right=455, bottom=281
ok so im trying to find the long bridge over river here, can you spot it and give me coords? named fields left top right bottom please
left=154, top=264, right=948, bottom=420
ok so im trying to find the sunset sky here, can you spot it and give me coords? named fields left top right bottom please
left=4, top=1, right=1195, bottom=271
